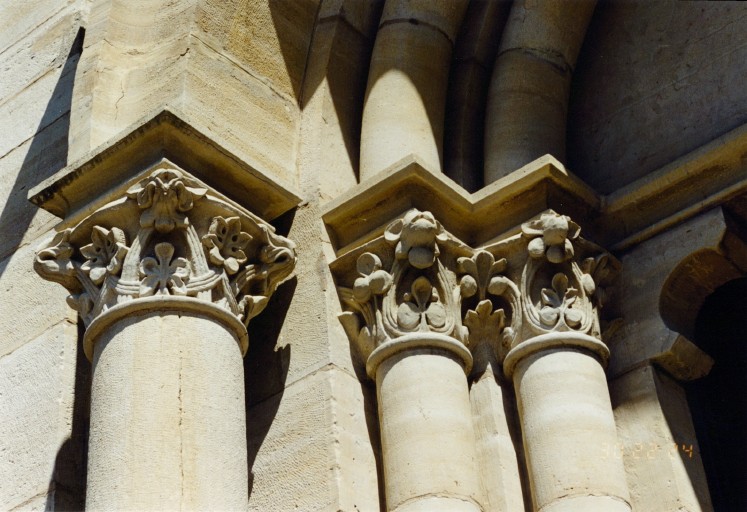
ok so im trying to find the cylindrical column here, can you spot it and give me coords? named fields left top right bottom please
left=84, top=298, right=249, bottom=511
left=360, top=0, right=468, bottom=180
left=469, top=367, right=526, bottom=511
left=504, top=332, right=631, bottom=512
left=369, top=334, right=483, bottom=512
left=484, top=0, right=596, bottom=183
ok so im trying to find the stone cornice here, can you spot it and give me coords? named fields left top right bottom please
left=322, top=154, right=599, bottom=255
left=29, top=108, right=301, bottom=225
left=322, top=134, right=747, bottom=256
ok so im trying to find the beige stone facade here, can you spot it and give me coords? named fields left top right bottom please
left=1, top=1, right=746, bottom=511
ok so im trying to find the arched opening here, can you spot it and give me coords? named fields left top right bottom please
left=687, top=277, right=747, bottom=511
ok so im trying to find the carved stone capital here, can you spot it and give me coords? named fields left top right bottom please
left=518, top=211, right=618, bottom=340
left=332, top=208, right=617, bottom=379
left=334, top=209, right=521, bottom=378
left=35, top=162, right=297, bottom=359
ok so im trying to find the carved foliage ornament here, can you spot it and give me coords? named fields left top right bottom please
left=35, top=167, right=296, bottom=330
left=520, top=212, right=617, bottom=339
left=337, top=209, right=616, bottom=369
left=338, top=210, right=520, bottom=365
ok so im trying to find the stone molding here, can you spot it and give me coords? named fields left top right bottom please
left=35, top=163, right=297, bottom=360
left=321, top=150, right=747, bottom=256
left=333, top=208, right=617, bottom=378
left=29, top=108, right=301, bottom=224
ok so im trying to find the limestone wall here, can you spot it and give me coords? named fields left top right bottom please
left=0, top=2, right=86, bottom=509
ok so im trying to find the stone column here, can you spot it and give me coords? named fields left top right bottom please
left=505, top=212, right=631, bottom=512
left=484, top=0, right=596, bottom=182
left=34, top=165, right=297, bottom=511
left=337, top=210, right=483, bottom=512
left=360, top=0, right=469, bottom=179
left=370, top=334, right=479, bottom=512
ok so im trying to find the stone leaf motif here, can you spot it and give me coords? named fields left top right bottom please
left=139, top=242, right=191, bottom=296
left=522, top=212, right=580, bottom=264
left=464, top=300, right=506, bottom=345
left=353, top=253, right=393, bottom=302
left=459, top=250, right=509, bottom=301
left=338, top=252, right=392, bottom=356
left=126, top=168, right=207, bottom=233
left=581, top=253, right=614, bottom=308
left=80, top=226, right=129, bottom=284
left=202, top=216, right=252, bottom=275
left=232, top=224, right=297, bottom=325
left=385, top=209, right=448, bottom=269
left=539, top=273, right=583, bottom=329
left=397, top=276, right=446, bottom=331
left=458, top=250, right=518, bottom=351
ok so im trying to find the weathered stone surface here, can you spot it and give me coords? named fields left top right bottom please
left=0, top=116, right=66, bottom=260
left=195, top=0, right=319, bottom=101
left=0, top=0, right=74, bottom=54
left=611, top=365, right=713, bottom=511
left=0, top=44, right=78, bottom=160
left=247, top=365, right=380, bottom=511
left=0, top=321, right=77, bottom=511
left=183, top=38, right=299, bottom=185
left=0, top=11, right=81, bottom=104
left=570, top=0, right=747, bottom=193
left=300, top=16, right=371, bottom=201
left=0, top=238, right=74, bottom=359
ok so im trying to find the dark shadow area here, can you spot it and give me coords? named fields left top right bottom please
left=244, top=276, right=295, bottom=499
left=443, top=0, right=509, bottom=192
left=349, top=342, right=385, bottom=511
left=270, top=0, right=383, bottom=182
left=687, top=277, right=747, bottom=511
left=0, top=27, right=83, bottom=268
left=46, top=319, right=90, bottom=511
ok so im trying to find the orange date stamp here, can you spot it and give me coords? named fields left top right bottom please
left=600, top=442, right=695, bottom=460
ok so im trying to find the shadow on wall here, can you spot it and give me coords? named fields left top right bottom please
left=268, top=0, right=383, bottom=182
left=0, top=27, right=83, bottom=271
left=244, top=272, right=295, bottom=500
left=46, top=320, right=90, bottom=511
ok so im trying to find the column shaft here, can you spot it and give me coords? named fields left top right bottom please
left=374, top=342, right=482, bottom=512
left=510, top=340, right=630, bottom=512
left=86, top=308, right=248, bottom=511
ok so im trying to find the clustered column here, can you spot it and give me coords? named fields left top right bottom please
left=34, top=166, right=296, bottom=511
left=335, top=209, right=631, bottom=512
